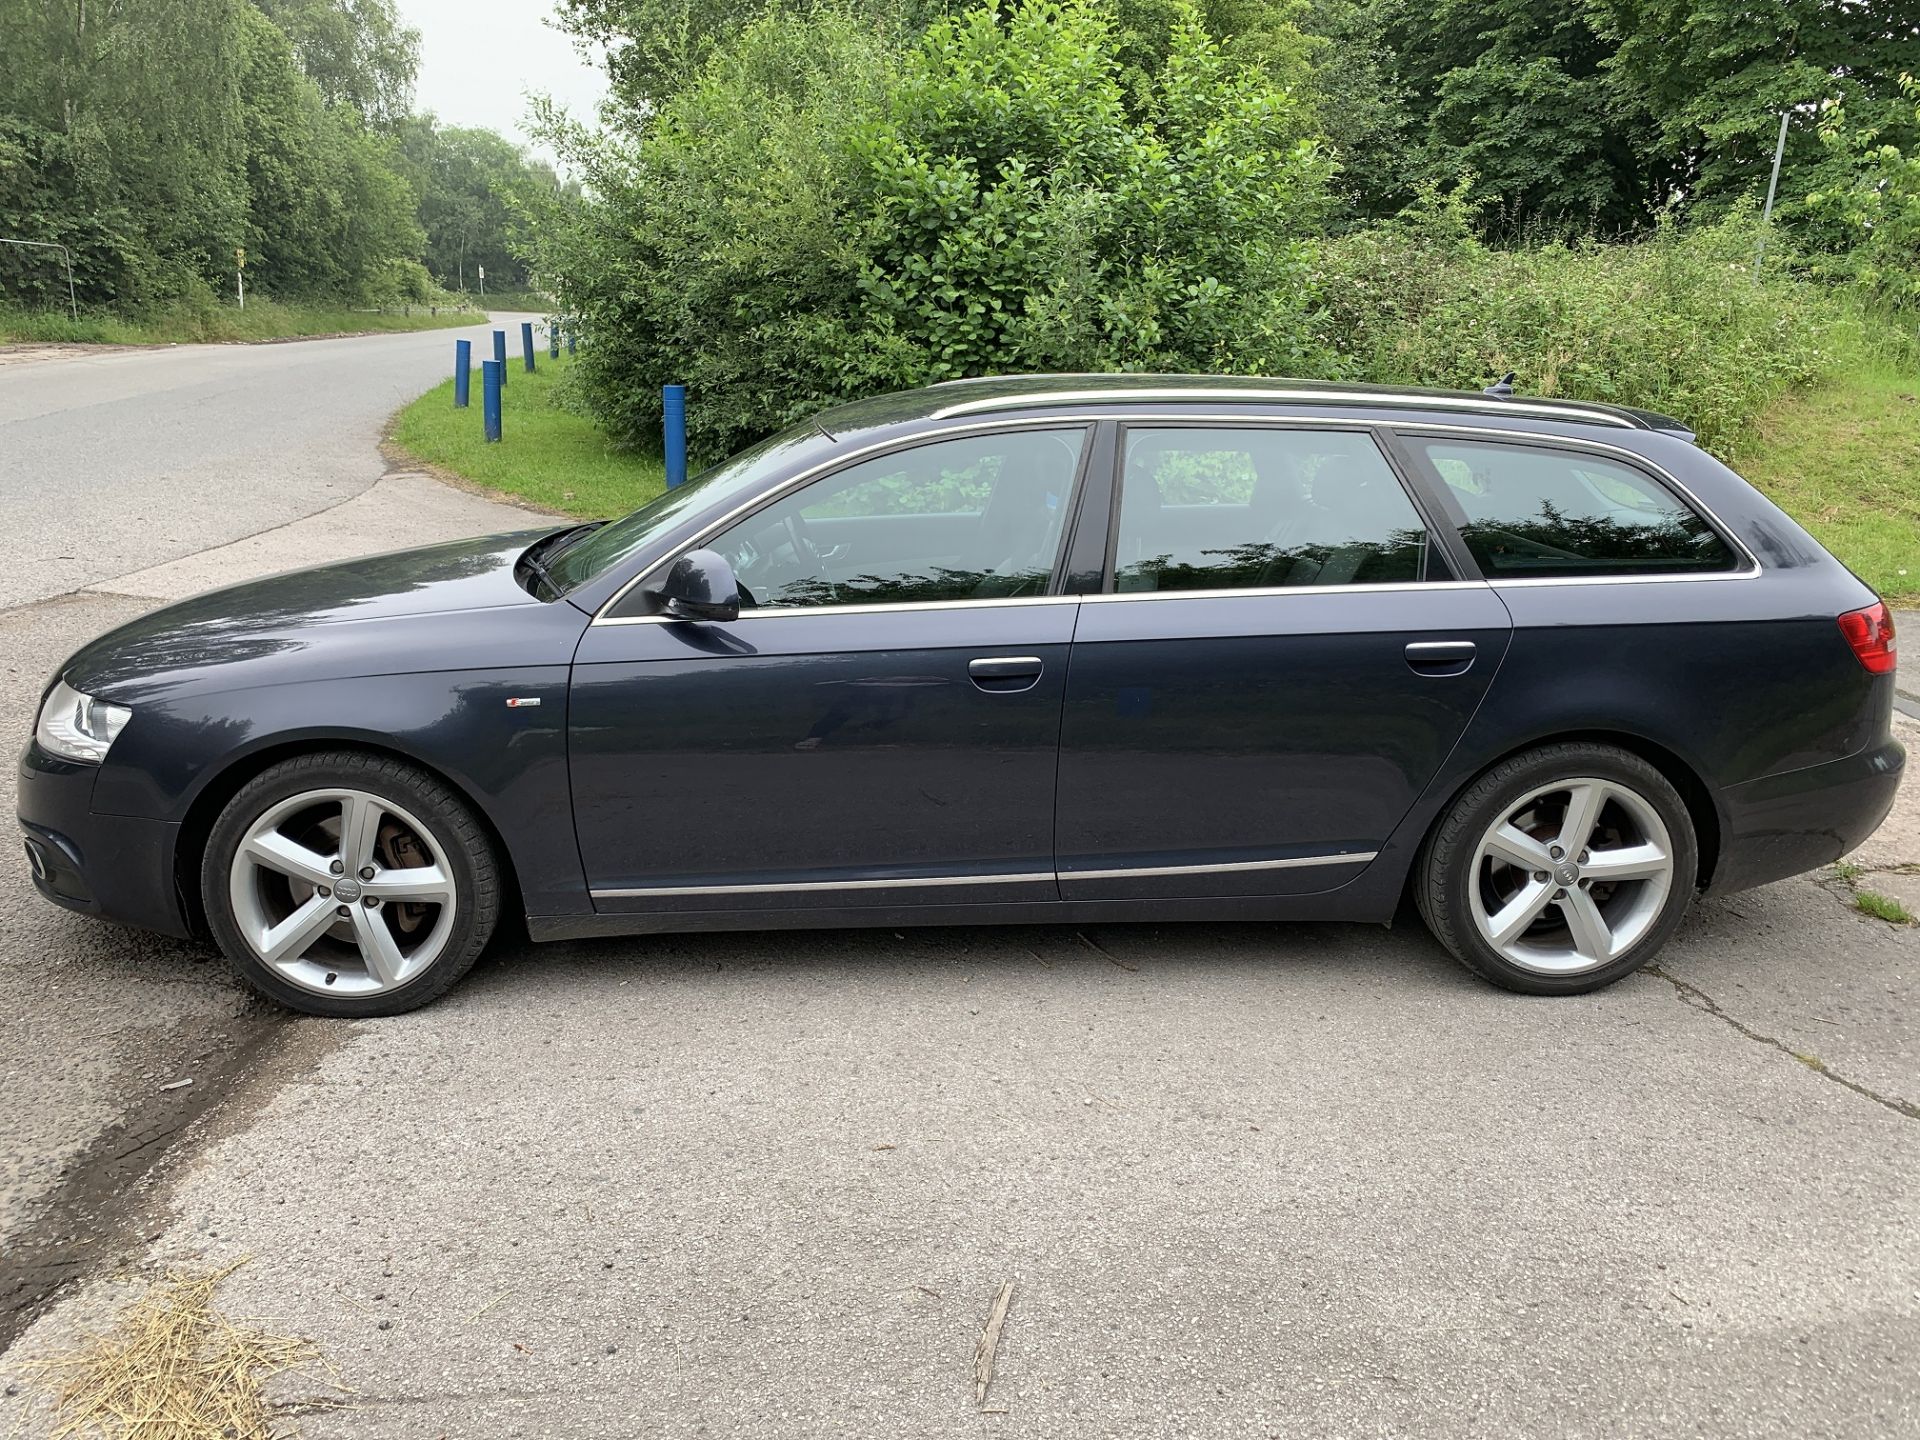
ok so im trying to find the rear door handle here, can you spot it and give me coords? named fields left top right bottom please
left=969, top=655, right=1043, bottom=692
left=1405, top=640, right=1476, bottom=675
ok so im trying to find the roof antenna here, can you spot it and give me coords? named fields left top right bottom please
left=1483, top=371, right=1516, bottom=398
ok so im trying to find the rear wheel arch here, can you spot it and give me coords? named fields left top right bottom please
left=175, top=739, right=523, bottom=941
left=1413, top=729, right=1722, bottom=896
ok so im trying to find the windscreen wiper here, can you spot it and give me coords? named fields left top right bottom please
left=518, top=521, right=608, bottom=597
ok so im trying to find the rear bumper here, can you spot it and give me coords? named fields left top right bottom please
left=1711, top=737, right=1906, bottom=895
left=17, top=742, right=192, bottom=938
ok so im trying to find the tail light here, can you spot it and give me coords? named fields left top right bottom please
left=1838, top=601, right=1897, bottom=675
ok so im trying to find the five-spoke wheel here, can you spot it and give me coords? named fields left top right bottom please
left=204, top=753, right=498, bottom=1016
left=1418, top=743, right=1697, bottom=994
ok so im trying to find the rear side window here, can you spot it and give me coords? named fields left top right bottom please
left=1412, top=438, right=1738, bottom=579
left=1112, top=428, right=1431, bottom=593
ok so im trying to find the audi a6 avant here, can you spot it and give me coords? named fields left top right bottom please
left=20, top=376, right=1903, bottom=1016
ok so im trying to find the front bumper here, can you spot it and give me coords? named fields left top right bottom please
left=1711, top=736, right=1907, bottom=895
left=17, top=742, right=192, bottom=938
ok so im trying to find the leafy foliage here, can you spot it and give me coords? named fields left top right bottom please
left=1315, top=186, right=1838, bottom=452
left=396, top=120, right=559, bottom=292
left=528, top=0, right=1334, bottom=456
left=1807, top=75, right=1920, bottom=311
left=0, top=0, right=537, bottom=314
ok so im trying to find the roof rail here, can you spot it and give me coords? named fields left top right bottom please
left=927, top=383, right=1644, bottom=430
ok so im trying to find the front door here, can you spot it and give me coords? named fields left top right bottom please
left=1055, top=423, right=1511, bottom=900
left=570, top=425, right=1093, bottom=913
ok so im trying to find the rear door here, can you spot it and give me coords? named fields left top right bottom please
left=1055, top=422, right=1512, bottom=900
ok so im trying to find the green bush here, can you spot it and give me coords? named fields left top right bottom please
left=528, top=0, right=1334, bottom=458
left=1315, top=186, right=1839, bottom=452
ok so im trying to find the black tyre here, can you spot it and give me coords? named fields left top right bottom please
left=1416, top=742, right=1697, bottom=995
left=201, top=751, right=500, bottom=1017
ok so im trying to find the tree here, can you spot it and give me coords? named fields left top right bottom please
left=526, top=0, right=1335, bottom=455
left=396, top=121, right=558, bottom=292
left=253, top=0, right=421, bottom=126
left=1369, top=0, right=1668, bottom=232
left=1593, top=0, right=1920, bottom=217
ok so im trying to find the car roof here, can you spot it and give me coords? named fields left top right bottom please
left=810, top=373, right=1695, bottom=440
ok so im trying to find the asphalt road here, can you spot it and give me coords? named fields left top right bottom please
left=0, top=333, right=1916, bottom=1437
left=0, top=313, right=538, bottom=610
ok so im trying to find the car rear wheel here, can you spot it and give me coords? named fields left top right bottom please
left=203, top=751, right=499, bottom=1017
left=1416, top=742, right=1697, bottom=994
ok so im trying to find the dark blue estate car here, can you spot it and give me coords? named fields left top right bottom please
left=20, top=376, right=1904, bottom=1015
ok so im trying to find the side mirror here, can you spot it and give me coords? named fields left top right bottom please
left=651, top=549, right=740, bottom=622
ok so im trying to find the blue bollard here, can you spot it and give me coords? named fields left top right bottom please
left=483, top=360, right=502, bottom=443
left=492, top=328, right=507, bottom=387
left=663, top=384, right=687, bottom=489
left=453, top=338, right=471, bottom=408
left=548, top=321, right=560, bottom=361
left=566, top=324, right=575, bottom=357
left=522, top=321, right=536, bottom=373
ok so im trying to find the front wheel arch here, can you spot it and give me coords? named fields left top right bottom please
left=175, top=739, right=523, bottom=942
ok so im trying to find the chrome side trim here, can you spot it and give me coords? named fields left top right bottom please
left=1061, top=851, right=1377, bottom=881
left=590, top=849, right=1377, bottom=900
left=592, top=871, right=1058, bottom=899
left=931, top=387, right=1640, bottom=430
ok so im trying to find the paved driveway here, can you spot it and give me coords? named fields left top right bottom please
left=0, top=336, right=1915, bottom=1436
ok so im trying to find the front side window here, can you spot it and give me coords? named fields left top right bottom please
left=1112, top=428, right=1431, bottom=593
left=705, top=427, right=1088, bottom=609
left=1412, top=438, right=1739, bottom=579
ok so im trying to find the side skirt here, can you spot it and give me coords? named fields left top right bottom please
left=527, top=888, right=1401, bottom=943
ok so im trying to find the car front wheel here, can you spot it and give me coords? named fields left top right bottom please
left=1416, top=742, right=1698, bottom=994
left=202, top=751, right=500, bottom=1017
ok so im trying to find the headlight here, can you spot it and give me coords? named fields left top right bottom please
left=35, top=680, right=132, bottom=764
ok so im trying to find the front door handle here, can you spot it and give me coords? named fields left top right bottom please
left=1405, top=640, right=1477, bottom=675
left=969, top=655, right=1044, bottom=692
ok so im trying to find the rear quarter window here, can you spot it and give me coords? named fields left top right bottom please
left=1412, top=437, right=1740, bottom=579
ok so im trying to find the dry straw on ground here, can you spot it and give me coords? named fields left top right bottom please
left=20, top=1260, right=332, bottom=1439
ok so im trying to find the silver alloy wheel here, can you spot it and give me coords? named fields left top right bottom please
left=1467, top=776, right=1674, bottom=976
left=227, top=787, right=457, bottom=998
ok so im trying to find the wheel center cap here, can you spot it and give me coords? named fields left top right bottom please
left=334, top=877, right=362, bottom=902
left=1553, top=862, right=1580, bottom=887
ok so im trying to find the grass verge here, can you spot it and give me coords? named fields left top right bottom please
left=1732, top=361, right=1920, bottom=604
left=0, top=299, right=480, bottom=346
left=389, top=353, right=665, bottom=518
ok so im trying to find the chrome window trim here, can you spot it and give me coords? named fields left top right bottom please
left=1390, top=421, right=1762, bottom=582
left=590, top=579, right=1494, bottom=626
left=590, top=849, right=1376, bottom=900
left=593, top=417, right=1095, bottom=623
left=929, top=387, right=1641, bottom=430
left=591, top=411, right=1758, bottom=625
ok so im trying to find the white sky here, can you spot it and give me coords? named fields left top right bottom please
left=398, top=0, right=608, bottom=161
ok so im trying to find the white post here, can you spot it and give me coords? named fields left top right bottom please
left=1752, top=110, right=1791, bottom=283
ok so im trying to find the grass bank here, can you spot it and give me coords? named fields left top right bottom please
left=1732, top=362, right=1920, bottom=604
left=388, top=353, right=665, bottom=517
left=0, top=299, right=480, bottom=346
